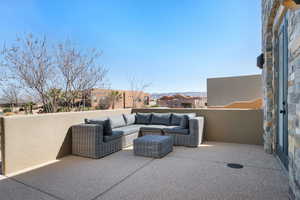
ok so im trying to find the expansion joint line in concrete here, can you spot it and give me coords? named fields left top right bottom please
left=8, top=176, right=65, bottom=200
left=1, top=158, right=154, bottom=200
left=90, top=159, right=154, bottom=200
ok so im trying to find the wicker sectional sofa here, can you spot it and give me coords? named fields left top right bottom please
left=72, top=113, right=204, bottom=159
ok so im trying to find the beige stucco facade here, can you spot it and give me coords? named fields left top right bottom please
left=207, top=74, right=262, bottom=106
left=0, top=109, right=132, bottom=175
left=89, top=89, right=150, bottom=109
left=133, top=108, right=263, bottom=145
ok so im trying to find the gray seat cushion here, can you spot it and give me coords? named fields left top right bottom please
left=163, top=126, right=189, bottom=135
left=150, top=113, right=171, bottom=126
left=123, top=114, right=136, bottom=125
left=108, top=115, right=126, bottom=128
left=140, top=125, right=168, bottom=132
left=112, top=125, right=142, bottom=136
left=103, top=131, right=123, bottom=142
left=135, top=113, right=152, bottom=124
left=134, top=135, right=172, bottom=144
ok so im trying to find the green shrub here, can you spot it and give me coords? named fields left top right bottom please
left=150, top=104, right=159, bottom=107
left=3, top=108, right=12, bottom=113
left=82, top=107, right=92, bottom=111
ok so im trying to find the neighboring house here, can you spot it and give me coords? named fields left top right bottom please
left=89, top=88, right=150, bottom=109
left=207, top=74, right=262, bottom=107
left=157, top=94, right=207, bottom=108
left=262, top=0, right=300, bottom=199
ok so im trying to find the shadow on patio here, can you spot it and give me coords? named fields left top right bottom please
left=0, top=142, right=288, bottom=200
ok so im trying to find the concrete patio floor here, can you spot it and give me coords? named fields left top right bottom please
left=0, top=142, right=288, bottom=200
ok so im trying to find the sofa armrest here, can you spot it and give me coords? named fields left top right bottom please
left=189, top=117, right=205, bottom=145
left=71, top=123, right=104, bottom=158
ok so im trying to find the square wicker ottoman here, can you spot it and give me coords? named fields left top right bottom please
left=133, top=135, right=173, bottom=158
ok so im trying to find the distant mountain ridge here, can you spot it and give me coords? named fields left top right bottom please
left=151, top=92, right=207, bottom=99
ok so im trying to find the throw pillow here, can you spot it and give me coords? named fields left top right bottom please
left=84, top=118, right=112, bottom=136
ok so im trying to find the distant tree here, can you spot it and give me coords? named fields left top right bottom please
left=129, top=77, right=151, bottom=108
left=55, top=40, right=107, bottom=111
left=97, top=96, right=110, bottom=110
left=0, top=34, right=56, bottom=112
left=0, top=84, right=21, bottom=111
left=108, top=90, right=122, bottom=109
left=47, top=88, right=63, bottom=113
left=24, top=102, right=34, bottom=114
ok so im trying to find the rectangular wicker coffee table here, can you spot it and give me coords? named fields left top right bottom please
left=133, top=135, right=173, bottom=158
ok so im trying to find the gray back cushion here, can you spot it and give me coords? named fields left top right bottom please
left=151, top=113, right=171, bottom=126
left=108, top=115, right=126, bottom=128
left=84, top=118, right=112, bottom=136
left=123, top=114, right=136, bottom=125
left=135, top=113, right=152, bottom=124
left=170, top=114, right=186, bottom=126
left=170, top=113, right=196, bottom=128
left=179, top=115, right=189, bottom=129
left=187, top=113, right=196, bottom=118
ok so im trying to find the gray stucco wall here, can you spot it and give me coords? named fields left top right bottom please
left=207, top=74, right=262, bottom=106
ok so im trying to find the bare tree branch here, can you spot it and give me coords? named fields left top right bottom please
left=0, top=84, right=21, bottom=110
left=0, top=34, right=56, bottom=112
left=55, top=41, right=107, bottom=111
left=0, top=33, right=108, bottom=113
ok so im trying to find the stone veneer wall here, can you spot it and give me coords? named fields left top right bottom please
left=262, top=0, right=300, bottom=199
left=262, top=0, right=279, bottom=154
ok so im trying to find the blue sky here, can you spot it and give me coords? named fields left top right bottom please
left=0, top=0, right=261, bottom=93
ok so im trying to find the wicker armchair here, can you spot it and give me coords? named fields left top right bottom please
left=72, top=123, right=122, bottom=159
left=164, top=117, right=204, bottom=147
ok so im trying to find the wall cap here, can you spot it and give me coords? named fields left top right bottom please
left=0, top=108, right=132, bottom=119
